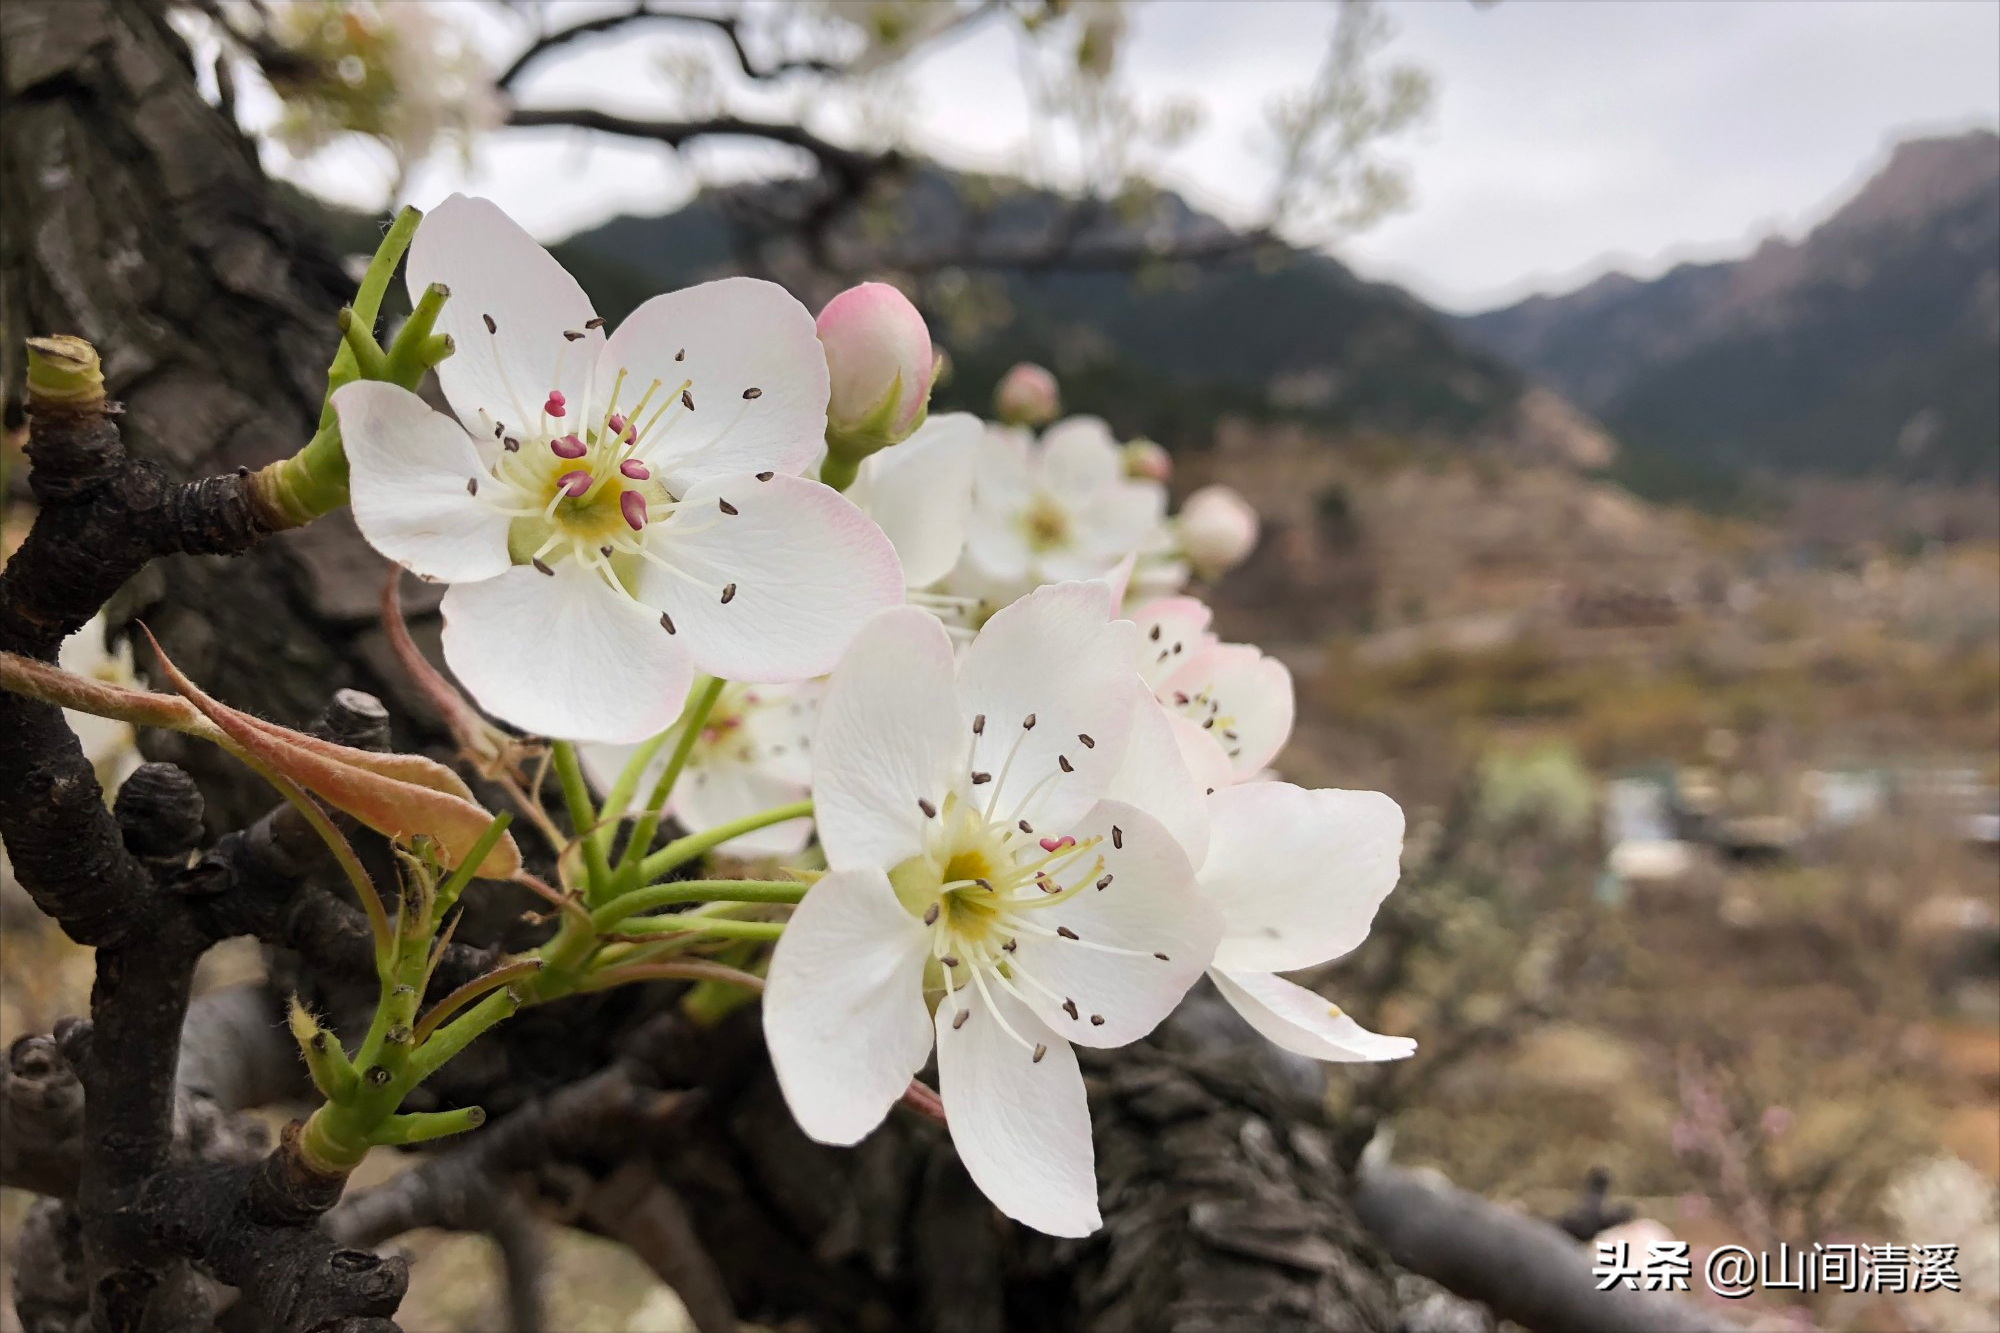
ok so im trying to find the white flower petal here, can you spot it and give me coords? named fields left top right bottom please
left=635, top=473, right=903, bottom=684
left=675, top=759, right=812, bottom=859
left=599, top=278, right=828, bottom=490
left=1038, top=417, right=1121, bottom=494
left=851, top=413, right=980, bottom=588
left=956, top=581, right=1139, bottom=833
left=765, top=868, right=935, bottom=1145
left=1103, top=686, right=1212, bottom=867
left=334, top=382, right=512, bottom=583
left=440, top=562, right=692, bottom=744
left=1202, top=784, right=1404, bottom=974
left=1210, top=968, right=1415, bottom=1063
left=1158, top=642, right=1294, bottom=777
left=935, top=986, right=1100, bottom=1237
left=1009, top=800, right=1218, bottom=1048
left=1165, top=710, right=1238, bottom=797
left=407, top=194, right=602, bottom=439
left=1129, top=596, right=1216, bottom=688
left=1092, top=479, right=1169, bottom=554
left=813, top=607, right=967, bottom=871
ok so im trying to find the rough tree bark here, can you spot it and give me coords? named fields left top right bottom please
left=0, top=6, right=1693, bottom=1333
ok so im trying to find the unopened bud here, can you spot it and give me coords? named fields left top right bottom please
left=1178, top=485, right=1259, bottom=580
left=1122, top=438, right=1171, bottom=483
left=817, top=282, right=934, bottom=448
left=994, top=362, right=1059, bottom=427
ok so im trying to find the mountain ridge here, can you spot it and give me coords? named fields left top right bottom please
left=1458, top=129, right=2000, bottom=485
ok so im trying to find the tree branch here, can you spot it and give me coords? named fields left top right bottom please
left=496, top=4, right=841, bottom=92
left=504, top=105, right=898, bottom=190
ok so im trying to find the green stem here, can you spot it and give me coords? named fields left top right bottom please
left=551, top=741, right=613, bottom=895
left=611, top=918, right=785, bottom=943
left=639, top=800, right=814, bottom=882
left=435, top=812, right=513, bottom=916
left=817, top=452, right=861, bottom=492
left=413, top=958, right=543, bottom=1045
left=594, top=729, right=675, bottom=857
left=592, top=879, right=805, bottom=931
left=372, top=1106, right=487, bottom=1147
left=405, top=988, right=519, bottom=1086
left=317, top=205, right=419, bottom=430
left=611, top=676, right=724, bottom=889
left=575, top=959, right=767, bottom=994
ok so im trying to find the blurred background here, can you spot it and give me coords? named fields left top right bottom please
left=4, top=2, right=1996, bottom=1330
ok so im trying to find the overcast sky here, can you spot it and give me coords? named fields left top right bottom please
left=270, top=0, right=2000, bottom=315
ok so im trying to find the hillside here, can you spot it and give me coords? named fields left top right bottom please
left=1459, top=130, right=2000, bottom=486
left=548, top=169, right=1588, bottom=456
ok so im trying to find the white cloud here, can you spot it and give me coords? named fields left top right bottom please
left=259, top=0, right=2000, bottom=315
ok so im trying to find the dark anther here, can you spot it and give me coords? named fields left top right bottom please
left=756, top=470, right=774, bottom=481
left=533, top=558, right=555, bottom=576
left=681, top=389, right=695, bottom=410
left=563, top=329, right=585, bottom=341
left=742, top=387, right=762, bottom=399
left=720, top=582, right=738, bottom=604
left=1058, top=755, right=1073, bottom=773
left=718, top=498, right=738, bottom=515
left=586, top=316, right=605, bottom=329
left=660, top=612, right=677, bottom=634
left=482, top=313, right=497, bottom=333
left=1078, top=733, right=1095, bottom=748
left=1111, top=825, right=1123, bottom=849
left=1057, top=926, right=1079, bottom=940
left=917, top=798, right=938, bottom=818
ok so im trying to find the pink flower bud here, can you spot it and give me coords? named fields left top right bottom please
left=1178, top=485, right=1259, bottom=579
left=994, top=362, right=1059, bottom=427
left=816, top=282, right=934, bottom=444
left=1122, top=438, right=1172, bottom=483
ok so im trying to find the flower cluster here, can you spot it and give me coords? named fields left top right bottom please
left=331, top=196, right=1410, bottom=1239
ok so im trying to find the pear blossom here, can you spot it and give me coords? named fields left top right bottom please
left=582, top=681, right=818, bottom=860
left=964, top=417, right=1166, bottom=589
left=817, top=282, right=934, bottom=450
left=846, top=413, right=981, bottom=594
left=332, top=195, right=902, bottom=745
left=993, top=362, right=1060, bottom=427
left=1128, top=597, right=1294, bottom=780
left=1178, top=484, right=1260, bottom=580
left=764, top=583, right=1220, bottom=1236
left=1107, top=703, right=1414, bottom=1066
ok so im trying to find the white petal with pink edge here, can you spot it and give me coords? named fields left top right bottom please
left=1158, top=641, right=1294, bottom=777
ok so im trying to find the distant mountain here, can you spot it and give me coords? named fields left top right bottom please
left=1458, top=130, right=2000, bottom=489
left=549, top=169, right=1592, bottom=457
